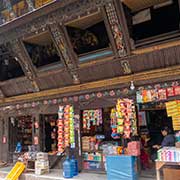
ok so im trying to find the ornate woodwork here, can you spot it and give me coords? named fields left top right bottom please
left=0, top=0, right=113, bottom=43
left=9, top=39, right=40, bottom=92
left=105, top=2, right=127, bottom=57
left=26, top=0, right=35, bottom=11
left=49, top=23, right=80, bottom=84
left=0, top=64, right=180, bottom=106
left=2, top=0, right=16, bottom=19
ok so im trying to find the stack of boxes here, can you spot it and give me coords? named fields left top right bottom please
left=82, top=136, right=90, bottom=151
left=127, top=141, right=141, bottom=156
left=35, top=152, right=49, bottom=175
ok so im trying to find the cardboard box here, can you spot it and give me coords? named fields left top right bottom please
left=35, top=168, right=49, bottom=175
left=36, top=152, right=48, bottom=160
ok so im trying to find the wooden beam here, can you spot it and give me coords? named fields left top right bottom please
left=9, top=39, right=40, bottom=92
left=0, top=65, right=180, bottom=105
left=132, top=39, right=180, bottom=55
left=49, top=23, right=80, bottom=84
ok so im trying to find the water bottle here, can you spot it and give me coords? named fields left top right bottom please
left=15, top=142, right=22, bottom=153
left=63, top=157, right=73, bottom=178
left=71, top=156, right=78, bottom=176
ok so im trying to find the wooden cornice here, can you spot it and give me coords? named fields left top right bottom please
left=132, top=39, right=180, bottom=55
left=0, top=65, right=179, bottom=105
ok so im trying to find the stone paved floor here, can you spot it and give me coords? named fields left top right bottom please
left=0, top=167, right=156, bottom=180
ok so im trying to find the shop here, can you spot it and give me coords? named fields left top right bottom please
left=79, top=96, right=140, bottom=179
left=136, top=80, right=180, bottom=178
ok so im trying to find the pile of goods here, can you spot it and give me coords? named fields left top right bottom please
left=111, top=99, right=137, bottom=139
left=157, top=147, right=180, bottom=162
left=35, top=152, right=49, bottom=175
left=57, top=105, right=75, bottom=153
left=82, top=136, right=102, bottom=151
left=136, top=85, right=180, bottom=103
left=127, top=141, right=140, bottom=156
left=83, top=109, right=102, bottom=131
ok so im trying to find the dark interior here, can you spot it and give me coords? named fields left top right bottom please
left=24, top=32, right=60, bottom=68
left=124, top=0, right=180, bottom=41
left=67, top=21, right=110, bottom=55
left=0, top=45, right=24, bottom=81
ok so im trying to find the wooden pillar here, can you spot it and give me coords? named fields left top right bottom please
left=104, top=1, right=131, bottom=57
left=0, top=117, right=9, bottom=162
left=113, top=0, right=132, bottom=54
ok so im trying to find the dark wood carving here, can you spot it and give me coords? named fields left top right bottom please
left=105, top=2, right=127, bottom=57
left=9, top=39, right=40, bottom=92
left=49, top=23, right=80, bottom=84
left=0, top=0, right=113, bottom=44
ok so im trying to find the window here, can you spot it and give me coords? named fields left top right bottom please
left=0, top=45, right=24, bottom=81
left=66, top=12, right=110, bottom=55
left=24, top=31, right=61, bottom=68
left=123, top=0, right=180, bottom=45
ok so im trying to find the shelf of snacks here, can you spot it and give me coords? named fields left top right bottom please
left=16, top=116, right=33, bottom=151
left=82, top=109, right=105, bottom=171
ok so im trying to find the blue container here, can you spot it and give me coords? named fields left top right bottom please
left=106, top=155, right=138, bottom=180
left=71, top=156, right=78, bottom=176
left=63, top=157, right=73, bottom=178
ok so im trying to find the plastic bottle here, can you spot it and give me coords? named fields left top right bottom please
left=15, top=142, right=22, bottom=153
left=63, top=157, right=73, bottom=178
left=71, top=155, right=78, bottom=176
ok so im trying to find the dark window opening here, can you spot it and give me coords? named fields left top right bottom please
left=66, top=13, right=110, bottom=55
left=124, top=0, right=180, bottom=42
left=24, top=31, right=60, bottom=68
left=0, top=45, right=24, bottom=81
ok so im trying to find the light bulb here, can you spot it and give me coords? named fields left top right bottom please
left=130, top=81, right=135, bottom=90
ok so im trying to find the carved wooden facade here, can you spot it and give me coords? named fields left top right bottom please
left=0, top=0, right=179, bottom=103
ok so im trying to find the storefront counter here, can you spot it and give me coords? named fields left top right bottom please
left=155, top=160, right=180, bottom=180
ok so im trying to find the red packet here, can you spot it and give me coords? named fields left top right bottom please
left=158, top=89, right=167, bottom=100
left=167, top=87, right=175, bottom=97
left=174, top=86, right=180, bottom=96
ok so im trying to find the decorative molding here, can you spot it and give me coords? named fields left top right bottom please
left=2, top=0, right=16, bottom=19
left=26, top=0, right=35, bottom=11
left=105, top=2, right=127, bottom=57
left=9, top=39, right=40, bottom=92
left=0, top=0, right=112, bottom=44
left=0, top=64, right=179, bottom=106
left=49, top=23, right=80, bottom=84
left=0, top=89, right=5, bottom=98
left=121, top=60, right=132, bottom=74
